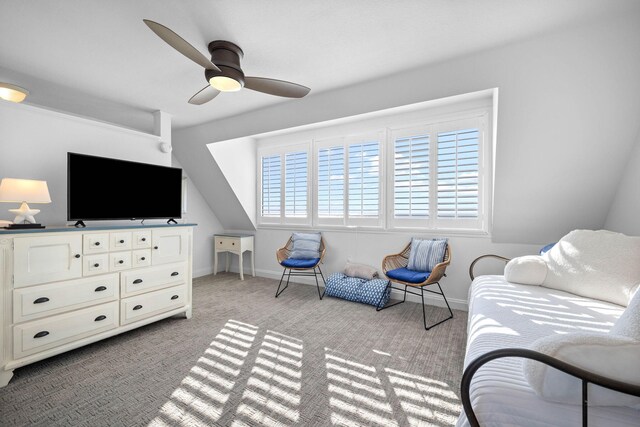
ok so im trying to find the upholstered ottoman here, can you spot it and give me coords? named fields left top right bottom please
left=325, top=272, right=391, bottom=307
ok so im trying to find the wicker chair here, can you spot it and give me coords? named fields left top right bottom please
left=275, top=236, right=326, bottom=299
left=380, top=241, right=453, bottom=330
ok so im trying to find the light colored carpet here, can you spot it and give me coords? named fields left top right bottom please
left=0, top=273, right=468, bottom=427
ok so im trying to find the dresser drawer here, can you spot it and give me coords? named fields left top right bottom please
left=83, top=233, right=109, bottom=254
left=121, top=285, right=186, bottom=325
left=110, top=232, right=132, bottom=251
left=109, top=251, right=132, bottom=271
left=132, top=230, right=151, bottom=249
left=215, top=237, right=238, bottom=251
left=13, top=273, right=119, bottom=323
left=120, top=263, right=186, bottom=297
left=83, top=254, right=109, bottom=276
left=132, top=249, right=151, bottom=268
left=13, top=302, right=118, bottom=359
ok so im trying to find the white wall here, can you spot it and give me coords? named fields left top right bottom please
left=0, top=101, right=169, bottom=225
left=0, top=101, right=223, bottom=277
left=175, top=10, right=640, bottom=246
left=208, top=137, right=257, bottom=228
left=172, top=156, right=225, bottom=277
left=605, top=127, right=640, bottom=236
left=227, top=228, right=537, bottom=310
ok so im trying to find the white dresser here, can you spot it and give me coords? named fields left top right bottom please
left=0, top=224, right=195, bottom=387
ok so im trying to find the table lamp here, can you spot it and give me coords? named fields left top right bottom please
left=0, top=178, right=51, bottom=229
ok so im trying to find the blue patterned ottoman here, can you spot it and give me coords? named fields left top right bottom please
left=325, top=272, right=391, bottom=307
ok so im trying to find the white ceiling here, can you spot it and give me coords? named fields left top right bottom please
left=1, top=0, right=636, bottom=129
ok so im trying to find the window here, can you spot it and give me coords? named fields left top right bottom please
left=284, top=151, right=308, bottom=218
left=261, top=155, right=281, bottom=217
left=389, top=115, right=486, bottom=231
left=318, top=145, right=344, bottom=218
left=315, top=135, right=383, bottom=226
left=258, top=101, right=490, bottom=233
left=258, top=143, right=311, bottom=225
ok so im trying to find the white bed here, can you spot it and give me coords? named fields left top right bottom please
left=456, top=275, right=640, bottom=427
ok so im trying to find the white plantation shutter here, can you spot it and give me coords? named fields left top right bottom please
left=437, top=128, right=479, bottom=219
left=285, top=151, right=308, bottom=218
left=318, top=146, right=344, bottom=218
left=348, top=141, right=380, bottom=219
left=261, top=155, right=281, bottom=217
left=394, top=134, right=429, bottom=219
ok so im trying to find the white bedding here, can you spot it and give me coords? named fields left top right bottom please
left=456, top=275, right=640, bottom=427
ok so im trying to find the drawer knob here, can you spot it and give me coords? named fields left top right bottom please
left=232, top=242, right=235, bottom=245
left=34, top=297, right=50, bottom=304
left=94, top=263, right=100, bottom=268
left=133, top=305, right=143, bottom=311
left=94, top=315, right=107, bottom=322
left=75, top=254, right=81, bottom=259
left=95, top=286, right=107, bottom=292
left=171, top=295, right=179, bottom=300
left=118, top=260, right=124, bottom=264
left=119, top=239, right=125, bottom=244
left=133, top=279, right=143, bottom=284
left=171, top=272, right=179, bottom=277
left=154, top=246, right=159, bottom=250
left=34, top=331, right=49, bottom=339
left=95, top=242, right=101, bottom=246
left=141, top=237, right=147, bottom=242
left=141, top=257, right=146, bottom=261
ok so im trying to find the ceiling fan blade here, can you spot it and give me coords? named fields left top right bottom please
left=143, top=19, right=220, bottom=72
left=188, top=85, right=220, bottom=105
left=244, top=77, right=310, bottom=98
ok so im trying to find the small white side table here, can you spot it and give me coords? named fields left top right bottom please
left=214, top=234, right=255, bottom=280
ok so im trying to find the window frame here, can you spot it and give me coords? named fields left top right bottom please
left=313, top=132, right=385, bottom=228
left=257, top=141, right=312, bottom=226
left=386, top=110, right=489, bottom=233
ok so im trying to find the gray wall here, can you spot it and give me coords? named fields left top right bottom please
left=605, top=128, right=640, bottom=236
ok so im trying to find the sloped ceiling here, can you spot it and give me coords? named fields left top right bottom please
left=174, top=8, right=640, bottom=243
left=1, top=1, right=638, bottom=130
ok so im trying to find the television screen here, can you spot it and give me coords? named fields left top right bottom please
left=67, top=153, right=183, bottom=221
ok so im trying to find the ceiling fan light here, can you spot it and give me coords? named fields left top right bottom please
left=0, top=83, right=29, bottom=103
left=209, top=76, right=242, bottom=92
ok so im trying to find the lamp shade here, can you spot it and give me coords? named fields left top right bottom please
left=0, top=178, right=51, bottom=203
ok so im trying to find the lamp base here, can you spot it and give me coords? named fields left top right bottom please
left=3, top=223, right=45, bottom=229
left=9, top=202, right=40, bottom=224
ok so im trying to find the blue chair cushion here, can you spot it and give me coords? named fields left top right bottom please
left=386, top=267, right=431, bottom=284
left=407, top=238, right=448, bottom=272
left=539, top=243, right=556, bottom=255
left=281, top=258, right=320, bottom=268
left=325, top=273, right=390, bottom=307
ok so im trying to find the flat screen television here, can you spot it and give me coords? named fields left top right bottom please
left=67, top=153, right=183, bottom=224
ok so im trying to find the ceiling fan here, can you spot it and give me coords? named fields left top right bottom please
left=143, top=19, right=311, bottom=105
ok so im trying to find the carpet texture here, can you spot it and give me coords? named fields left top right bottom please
left=0, top=273, right=468, bottom=427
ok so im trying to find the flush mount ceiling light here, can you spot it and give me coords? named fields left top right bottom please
left=143, top=20, right=310, bottom=105
left=0, top=83, right=29, bottom=103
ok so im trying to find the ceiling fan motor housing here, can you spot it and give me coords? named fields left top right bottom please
left=206, top=40, right=245, bottom=87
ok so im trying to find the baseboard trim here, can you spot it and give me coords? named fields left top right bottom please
left=255, top=268, right=468, bottom=311
left=194, top=266, right=215, bottom=278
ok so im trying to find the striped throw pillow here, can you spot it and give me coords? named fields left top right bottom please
left=290, top=232, right=322, bottom=259
left=407, top=238, right=448, bottom=272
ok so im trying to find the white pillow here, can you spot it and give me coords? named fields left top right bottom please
left=343, top=261, right=378, bottom=280
left=523, top=333, right=640, bottom=406
left=610, top=288, right=640, bottom=341
left=542, top=229, right=640, bottom=306
left=504, top=256, right=547, bottom=285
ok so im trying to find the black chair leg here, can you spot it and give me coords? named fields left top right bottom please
left=313, top=267, right=324, bottom=300
left=421, top=282, right=454, bottom=330
left=376, top=282, right=408, bottom=311
left=275, top=268, right=290, bottom=298
left=317, top=265, right=326, bottom=299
